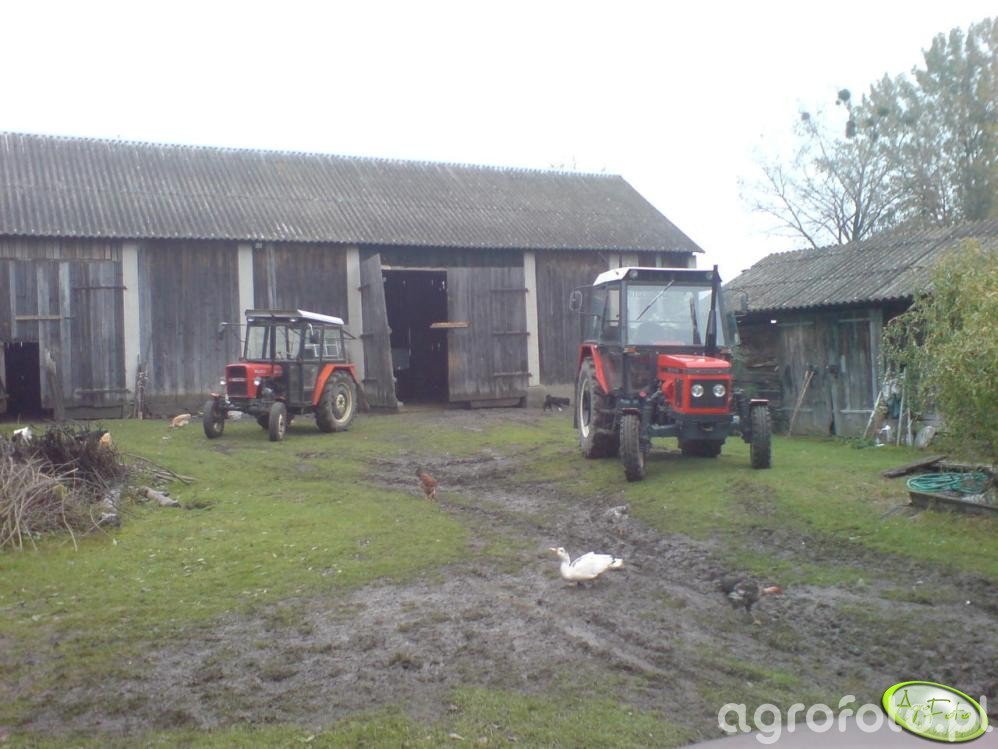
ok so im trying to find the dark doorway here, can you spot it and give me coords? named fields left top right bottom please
left=383, top=271, right=448, bottom=403
left=4, top=341, right=43, bottom=419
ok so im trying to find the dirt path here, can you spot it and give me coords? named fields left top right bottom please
left=21, top=411, right=998, bottom=741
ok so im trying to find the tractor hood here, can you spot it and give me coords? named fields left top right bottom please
left=657, top=354, right=730, bottom=374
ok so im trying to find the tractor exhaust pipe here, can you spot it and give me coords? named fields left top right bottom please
left=705, top=264, right=720, bottom=356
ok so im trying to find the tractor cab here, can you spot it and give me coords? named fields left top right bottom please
left=203, top=309, right=363, bottom=442
left=572, top=267, right=770, bottom=481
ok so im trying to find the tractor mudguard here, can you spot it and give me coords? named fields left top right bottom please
left=578, top=345, right=611, bottom=395
left=312, top=364, right=361, bottom=407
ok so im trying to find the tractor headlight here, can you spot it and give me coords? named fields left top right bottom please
left=712, top=384, right=726, bottom=398
left=219, top=378, right=226, bottom=387
left=253, top=377, right=262, bottom=386
left=691, top=384, right=704, bottom=398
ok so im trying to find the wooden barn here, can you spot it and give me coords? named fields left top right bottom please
left=0, top=132, right=701, bottom=418
left=725, top=220, right=998, bottom=437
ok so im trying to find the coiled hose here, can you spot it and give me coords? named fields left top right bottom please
left=906, top=472, right=990, bottom=495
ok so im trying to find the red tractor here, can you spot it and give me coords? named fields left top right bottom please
left=571, top=266, right=771, bottom=481
left=203, top=309, right=363, bottom=442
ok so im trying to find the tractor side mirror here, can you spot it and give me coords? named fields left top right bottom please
left=216, top=322, right=227, bottom=341
left=306, top=324, right=321, bottom=344
left=568, top=289, right=583, bottom=313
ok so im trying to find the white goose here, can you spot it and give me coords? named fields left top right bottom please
left=550, top=547, right=623, bottom=582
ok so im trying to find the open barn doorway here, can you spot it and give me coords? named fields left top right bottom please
left=383, top=270, right=449, bottom=403
left=3, top=341, right=43, bottom=420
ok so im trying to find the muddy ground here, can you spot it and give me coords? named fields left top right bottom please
left=19, top=409, right=998, bottom=742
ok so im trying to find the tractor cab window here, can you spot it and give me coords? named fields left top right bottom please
left=601, top=285, right=622, bottom=343
left=272, top=324, right=298, bottom=360
left=244, top=323, right=268, bottom=359
left=322, top=327, right=344, bottom=360
left=625, top=283, right=727, bottom=347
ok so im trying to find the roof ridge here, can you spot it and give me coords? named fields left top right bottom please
left=0, top=130, right=622, bottom=180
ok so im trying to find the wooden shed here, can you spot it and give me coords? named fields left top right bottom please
left=0, top=132, right=701, bottom=417
left=725, top=221, right=998, bottom=437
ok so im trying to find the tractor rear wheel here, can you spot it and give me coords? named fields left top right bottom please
left=268, top=402, right=288, bottom=442
left=316, top=372, right=357, bottom=432
left=620, top=413, right=646, bottom=482
left=576, top=358, right=618, bottom=458
left=202, top=399, right=225, bottom=439
left=750, top=405, right=772, bottom=469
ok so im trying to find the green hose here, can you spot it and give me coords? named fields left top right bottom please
left=906, top=472, right=990, bottom=495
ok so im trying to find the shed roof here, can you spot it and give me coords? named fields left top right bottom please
left=725, top=221, right=998, bottom=313
left=0, top=132, right=702, bottom=253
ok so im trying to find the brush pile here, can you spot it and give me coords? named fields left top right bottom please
left=0, top=424, right=126, bottom=550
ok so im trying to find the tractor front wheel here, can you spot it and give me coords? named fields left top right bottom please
left=620, top=413, right=646, bottom=482
left=750, top=405, right=772, bottom=469
left=268, top=402, right=288, bottom=442
left=316, top=372, right=357, bottom=432
left=203, top=400, right=225, bottom=439
left=576, top=358, right=618, bottom=458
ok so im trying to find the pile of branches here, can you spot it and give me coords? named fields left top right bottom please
left=0, top=424, right=126, bottom=551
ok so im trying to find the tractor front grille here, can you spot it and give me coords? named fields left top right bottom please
left=689, top=379, right=728, bottom=410
left=225, top=365, right=250, bottom=397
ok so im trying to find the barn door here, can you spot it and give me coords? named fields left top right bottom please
left=447, top=267, right=529, bottom=405
left=832, top=314, right=877, bottom=436
left=69, top=261, right=126, bottom=408
left=359, top=253, right=399, bottom=409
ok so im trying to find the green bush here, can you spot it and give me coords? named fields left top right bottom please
left=883, top=240, right=998, bottom=460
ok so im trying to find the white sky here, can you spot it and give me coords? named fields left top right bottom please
left=1, top=0, right=993, bottom=280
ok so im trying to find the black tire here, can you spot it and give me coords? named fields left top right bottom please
left=620, top=413, right=646, bottom=482
left=681, top=439, right=722, bottom=458
left=268, top=401, right=288, bottom=442
left=576, top=358, right=618, bottom=458
left=256, top=414, right=269, bottom=429
left=203, top=399, right=225, bottom=439
left=316, top=372, right=357, bottom=433
left=750, top=406, right=772, bottom=469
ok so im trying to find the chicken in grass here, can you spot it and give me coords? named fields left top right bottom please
left=550, top=547, right=623, bottom=584
left=415, top=466, right=438, bottom=500
left=718, top=575, right=783, bottom=624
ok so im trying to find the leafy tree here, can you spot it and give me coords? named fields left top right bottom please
left=881, top=241, right=998, bottom=459
left=746, top=17, right=997, bottom=248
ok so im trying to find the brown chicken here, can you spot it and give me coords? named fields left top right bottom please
left=415, top=466, right=438, bottom=500
left=718, top=575, right=783, bottom=624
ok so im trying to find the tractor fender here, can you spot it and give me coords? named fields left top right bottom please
left=578, top=345, right=611, bottom=395
left=312, top=364, right=362, bottom=407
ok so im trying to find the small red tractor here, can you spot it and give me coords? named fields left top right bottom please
left=203, top=309, right=363, bottom=442
left=570, top=266, right=771, bottom=481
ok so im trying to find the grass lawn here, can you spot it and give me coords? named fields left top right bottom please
left=1, top=411, right=994, bottom=747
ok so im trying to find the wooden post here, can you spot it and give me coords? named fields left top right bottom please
left=788, top=367, right=815, bottom=436
left=44, top=349, right=65, bottom=422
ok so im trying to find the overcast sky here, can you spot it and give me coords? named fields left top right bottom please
left=2, top=1, right=993, bottom=280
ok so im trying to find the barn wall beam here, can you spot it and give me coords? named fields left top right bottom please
left=523, top=251, right=541, bottom=388
left=237, top=243, right=254, bottom=318
left=122, top=241, right=140, bottom=403
left=345, top=246, right=365, bottom=382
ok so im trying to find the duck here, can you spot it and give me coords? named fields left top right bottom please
left=550, top=547, right=623, bottom=583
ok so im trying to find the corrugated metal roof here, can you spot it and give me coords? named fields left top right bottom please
left=0, top=132, right=702, bottom=253
left=726, top=221, right=998, bottom=312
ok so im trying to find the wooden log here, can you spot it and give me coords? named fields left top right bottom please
left=140, top=486, right=180, bottom=507
left=881, top=455, right=947, bottom=479
left=788, top=368, right=815, bottom=436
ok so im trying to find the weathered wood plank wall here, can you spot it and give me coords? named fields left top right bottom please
left=535, top=251, right=608, bottom=385
left=252, top=243, right=348, bottom=319
left=0, top=237, right=120, bottom=261
left=138, top=241, right=240, bottom=400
